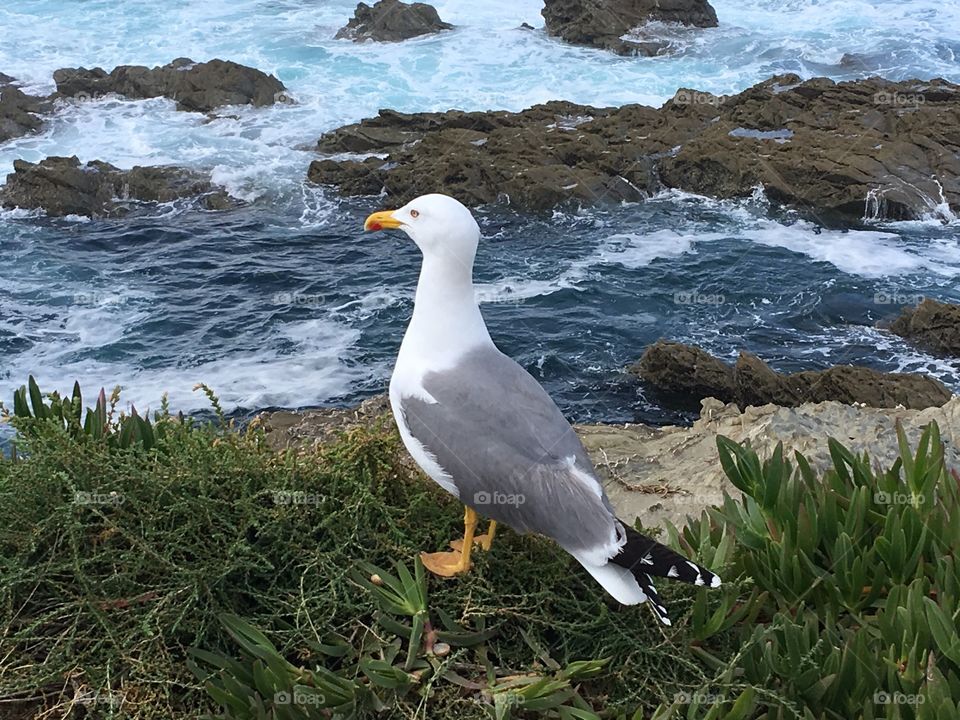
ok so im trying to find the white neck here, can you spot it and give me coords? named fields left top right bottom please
left=398, top=253, right=492, bottom=370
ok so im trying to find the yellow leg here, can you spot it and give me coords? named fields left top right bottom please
left=479, top=520, right=497, bottom=551
left=452, top=519, right=497, bottom=552
left=421, top=507, right=478, bottom=577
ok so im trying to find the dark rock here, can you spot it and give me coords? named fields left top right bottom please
left=888, top=299, right=960, bottom=357
left=0, top=74, right=52, bottom=143
left=630, top=341, right=735, bottom=400
left=657, top=75, right=960, bottom=223
left=52, top=58, right=285, bottom=112
left=0, top=156, right=236, bottom=217
left=734, top=352, right=804, bottom=408
left=309, top=75, right=960, bottom=222
left=335, top=0, right=452, bottom=42
left=631, top=340, right=952, bottom=410
left=542, top=0, right=718, bottom=56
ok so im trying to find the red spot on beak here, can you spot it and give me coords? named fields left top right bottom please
left=369, top=221, right=383, bottom=231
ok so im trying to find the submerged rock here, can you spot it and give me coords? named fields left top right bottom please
left=0, top=74, right=51, bottom=143
left=542, top=0, right=718, bottom=56
left=52, top=58, right=286, bottom=112
left=632, top=340, right=952, bottom=410
left=888, top=299, right=960, bottom=357
left=0, top=156, right=236, bottom=217
left=335, top=0, right=453, bottom=42
left=309, top=75, right=960, bottom=222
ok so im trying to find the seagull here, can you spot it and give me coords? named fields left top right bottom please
left=364, top=193, right=720, bottom=625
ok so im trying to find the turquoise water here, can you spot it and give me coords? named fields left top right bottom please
left=0, top=0, right=958, bottom=426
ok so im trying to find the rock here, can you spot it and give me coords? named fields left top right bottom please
left=584, top=395, right=960, bottom=530
left=0, top=156, right=236, bottom=217
left=0, top=74, right=51, bottom=143
left=542, top=0, right=718, bottom=56
left=335, top=0, right=453, bottom=42
left=631, top=340, right=952, bottom=410
left=888, top=299, right=960, bottom=357
left=260, top=393, right=960, bottom=531
left=657, top=74, right=960, bottom=223
left=52, top=58, right=285, bottom=112
left=310, top=75, right=960, bottom=221
left=630, top=341, right=734, bottom=399
left=259, top=395, right=394, bottom=451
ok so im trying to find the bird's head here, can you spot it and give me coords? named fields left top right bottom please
left=364, top=193, right=480, bottom=267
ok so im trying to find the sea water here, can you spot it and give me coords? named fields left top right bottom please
left=0, top=0, right=957, bottom=429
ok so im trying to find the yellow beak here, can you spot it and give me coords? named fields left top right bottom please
left=364, top=210, right=404, bottom=232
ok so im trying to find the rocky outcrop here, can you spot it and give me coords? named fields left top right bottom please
left=0, top=74, right=51, bottom=143
left=632, top=340, right=952, bottom=410
left=542, top=0, right=718, bottom=56
left=259, top=395, right=960, bottom=530
left=52, top=58, right=286, bottom=112
left=888, top=299, right=960, bottom=357
left=336, top=0, right=452, bottom=42
left=583, top=396, right=960, bottom=530
left=0, top=156, right=236, bottom=217
left=259, top=395, right=393, bottom=451
left=309, top=75, right=960, bottom=222
left=657, top=75, right=960, bottom=223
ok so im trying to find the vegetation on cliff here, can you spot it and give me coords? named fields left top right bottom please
left=0, top=378, right=957, bottom=719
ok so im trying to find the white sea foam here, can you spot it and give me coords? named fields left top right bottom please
left=742, top=219, right=959, bottom=278
left=0, top=314, right=365, bottom=415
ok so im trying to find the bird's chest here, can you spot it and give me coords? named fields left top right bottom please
left=389, top=363, right=461, bottom=499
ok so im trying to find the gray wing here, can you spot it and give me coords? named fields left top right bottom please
left=399, top=344, right=618, bottom=553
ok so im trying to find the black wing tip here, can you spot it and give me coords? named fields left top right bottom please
left=613, top=524, right=722, bottom=590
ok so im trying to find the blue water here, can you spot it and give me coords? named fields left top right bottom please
left=1, top=0, right=958, bottom=429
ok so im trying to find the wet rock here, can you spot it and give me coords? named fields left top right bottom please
left=309, top=75, right=960, bottom=222
left=0, top=156, right=236, bottom=217
left=335, top=0, right=453, bottom=42
left=631, top=341, right=735, bottom=400
left=632, top=340, right=952, bottom=410
left=657, top=74, right=960, bottom=223
left=888, top=299, right=960, bottom=357
left=542, top=0, right=718, bottom=56
left=52, top=58, right=285, bottom=112
left=0, top=74, right=51, bottom=143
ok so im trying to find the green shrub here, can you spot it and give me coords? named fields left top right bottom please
left=661, top=423, right=960, bottom=720
left=1, top=379, right=957, bottom=719
left=0, top=381, right=731, bottom=719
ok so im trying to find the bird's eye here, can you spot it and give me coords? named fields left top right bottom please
left=409, top=209, right=420, bottom=219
